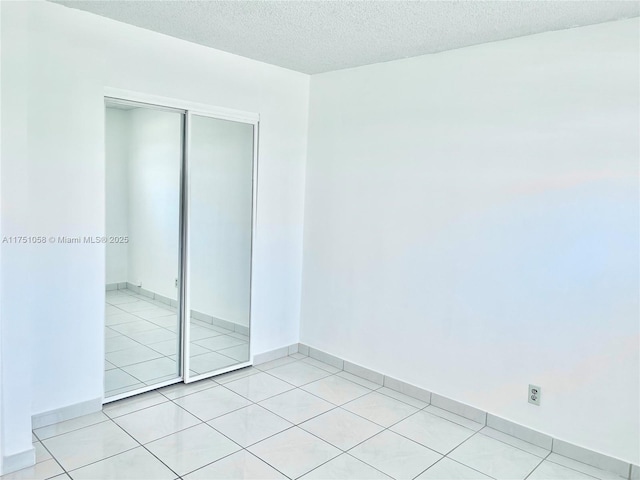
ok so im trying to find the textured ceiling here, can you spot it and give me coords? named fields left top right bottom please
left=52, top=1, right=639, bottom=74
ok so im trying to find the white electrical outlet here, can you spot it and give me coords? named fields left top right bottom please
left=529, top=384, right=541, bottom=406
left=175, top=278, right=178, bottom=288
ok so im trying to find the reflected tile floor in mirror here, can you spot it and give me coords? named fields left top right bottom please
left=9, top=353, right=626, bottom=480
left=105, top=288, right=249, bottom=398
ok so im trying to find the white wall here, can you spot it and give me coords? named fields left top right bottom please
left=105, top=108, right=130, bottom=285
left=0, top=0, right=308, bottom=466
left=300, top=18, right=639, bottom=464
left=0, top=2, right=35, bottom=469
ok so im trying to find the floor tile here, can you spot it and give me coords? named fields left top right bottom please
left=248, top=427, right=340, bottom=479
left=106, top=296, right=140, bottom=306
left=268, top=362, right=331, bottom=387
left=448, top=433, right=542, bottom=479
left=104, top=382, right=146, bottom=399
left=300, top=454, right=391, bottom=479
left=301, top=357, right=341, bottom=374
left=350, top=430, right=441, bottom=480
left=42, top=421, right=138, bottom=471
left=254, top=356, right=298, bottom=371
left=133, top=307, right=175, bottom=320
left=113, top=401, right=200, bottom=444
left=34, top=412, right=110, bottom=440
left=121, top=357, right=178, bottom=383
left=173, top=385, right=251, bottom=421
left=105, top=335, right=139, bottom=353
left=105, top=312, right=140, bottom=326
left=117, top=301, right=159, bottom=313
left=423, top=405, right=485, bottom=431
left=146, top=423, right=240, bottom=476
left=546, top=454, right=624, bottom=480
left=104, top=360, right=117, bottom=371
left=105, top=304, right=123, bottom=314
left=110, top=320, right=160, bottom=336
left=147, top=338, right=187, bottom=356
left=0, top=459, right=64, bottom=480
left=300, top=408, right=383, bottom=450
left=218, top=343, right=250, bottom=362
left=377, top=386, right=429, bottom=409
left=301, top=375, right=371, bottom=405
left=127, top=328, right=176, bottom=345
left=49, top=473, right=71, bottom=480
left=148, top=315, right=179, bottom=329
left=194, top=335, right=246, bottom=351
left=208, top=404, right=292, bottom=447
left=225, top=372, right=293, bottom=402
left=343, top=391, right=419, bottom=427
left=480, top=427, right=550, bottom=458
left=213, top=366, right=260, bottom=384
left=103, top=391, right=168, bottom=418
left=391, top=410, right=475, bottom=454
left=104, top=328, right=121, bottom=339
left=528, top=460, right=597, bottom=480
left=159, top=379, right=217, bottom=400
left=416, top=457, right=492, bottom=479
left=69, top=446, right=176, bottom=480
left=105, top=345, right=163, bottom=367
left=34, top=441, right=52, bottom=463
left=190, top=352, right=238, bottom=374
left=259, top=389, right=334, bottom=424
left=336, top=371, right=382, bottom=390
left=189, top=325, right=225, bottom=341
left=183, top=450, right=286, bottom=480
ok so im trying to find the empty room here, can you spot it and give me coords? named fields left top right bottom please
left=0, top=1, right=638, bottom=479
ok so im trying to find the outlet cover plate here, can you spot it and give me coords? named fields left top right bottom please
left=529, top=384, right=541, bottom=406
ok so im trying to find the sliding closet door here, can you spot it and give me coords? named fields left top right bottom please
left=104, top=99, right=185, bottom=400
left=184, top=113, right=255, bottom=381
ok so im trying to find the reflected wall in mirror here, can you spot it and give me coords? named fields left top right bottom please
left=104, top=101, right=183, bottom=399
left=187, top=115, right=254, bottom=377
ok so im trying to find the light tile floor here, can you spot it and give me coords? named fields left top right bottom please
left=6, top=354, right=629, bottom=480
left=104, top=289, right=249, bottom=398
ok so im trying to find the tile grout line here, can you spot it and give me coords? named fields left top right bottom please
left=103, top=416, right=183, bottom=479
left=250, top=357, right=560, bottom=479
left=522, top=451, right=553, bottom=480
left=33, top=351, right=623, bottom=480
left=34, top=437, right=70, bottom=478
left=165, top=400, right=294, bottom=479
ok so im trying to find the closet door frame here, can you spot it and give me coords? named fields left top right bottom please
left=103, top=87, right=259, bottom=395
left=182, top=110, right=258, bottom=383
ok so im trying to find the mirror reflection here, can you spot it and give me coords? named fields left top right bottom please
left=187, top=115, right=254, bottom=377
left=104, top=101, right=183, bottom=398
left=104, top=99, right=255, bottom=399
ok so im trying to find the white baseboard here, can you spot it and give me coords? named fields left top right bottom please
left=2, top=447, right=35, bottom=475
left=253, top=344, right=297, bottom=365
left=281, top=342, right=636, bottom=479
left=31, top=397, right=102, bottom=429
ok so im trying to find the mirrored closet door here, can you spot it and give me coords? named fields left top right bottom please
left=104, top=97, right=256, bottom=402
left=185, top=114, right=255, bottom=381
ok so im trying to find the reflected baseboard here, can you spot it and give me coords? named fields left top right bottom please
left=105, top=283, right=249, bottom=336
left=191, top=309, right=249, bottom=336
